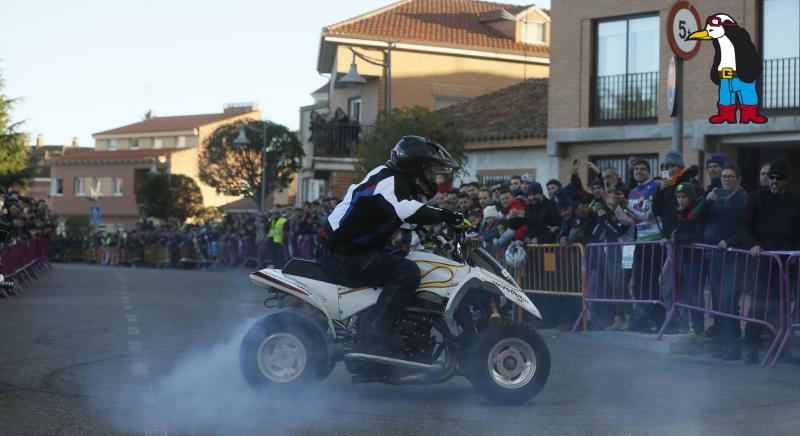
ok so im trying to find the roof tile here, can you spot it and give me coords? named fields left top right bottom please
left=440, top=77, right=548, bottom=141
left=93, top=108, right=258, bottom=136
left=325, top=0, right=548, bottom=57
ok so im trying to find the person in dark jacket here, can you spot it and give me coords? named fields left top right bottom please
left=669, top=182, right=706, bottom=339
left=521, top=182, right=561, bottom=244
left=738, top=157, right=800, bottom=364
left=695, top=165, right=748, bottom=360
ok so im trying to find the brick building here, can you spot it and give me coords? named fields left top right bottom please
left=26, top=135, right=93, bottom=204
left=49, top=104, right=261, bottom=230
left=297, top=0, right=552, bottom=203
left=548, top=0, right=800, bottom=190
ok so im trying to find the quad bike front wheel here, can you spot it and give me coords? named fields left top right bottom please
left=240, top=314, right=330, bottom=392
left=465, top=323, right=550, bottom=405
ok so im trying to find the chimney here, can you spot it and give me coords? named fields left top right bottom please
left=71, top=137, right=80, bottom=147
left=36, top=134, right=44, bottom=147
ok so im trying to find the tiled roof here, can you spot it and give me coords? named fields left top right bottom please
left=30, top=145, right=94, bottom=177
left=50, top=148, right=174, bottom=163
left=94, top=108, right=258, bottom=136
left=222, top=197, right=259, bottom=212
left=439, top=77, right=547, bottom=141
left=324, top=0, right=548, bottom=57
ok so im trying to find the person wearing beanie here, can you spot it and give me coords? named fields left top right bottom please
left=520, top=181, right=560, bottom=244
left=705, top=153, right=726, bottom=193
left=738, top=157, right=800, bottom=363
left=663, top=151, right=685, bottom=169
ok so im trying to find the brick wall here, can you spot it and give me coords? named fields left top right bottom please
left=329, top=170, right=358, bottom=199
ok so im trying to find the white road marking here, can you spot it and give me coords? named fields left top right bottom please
left=126, top=314, right=138, bottom=323
left=123, top=304, right=133, bottom=311
left=127, top=326, right=140, bottom=335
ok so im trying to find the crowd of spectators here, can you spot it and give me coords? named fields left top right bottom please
left=8, top=151, right=800, bottom=364
left=0, top=186, right=58, bottom=247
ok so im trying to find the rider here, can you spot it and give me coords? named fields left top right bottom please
left=319, top=135, right=467, bottom=350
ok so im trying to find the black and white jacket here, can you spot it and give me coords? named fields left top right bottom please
left=322, top=165, right=450, bottom=253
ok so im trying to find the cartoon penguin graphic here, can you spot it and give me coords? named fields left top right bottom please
left=687, top=14, right=768, bottom=124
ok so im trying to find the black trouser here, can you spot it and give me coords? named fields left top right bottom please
left=320, top=249, right=421, bottom=341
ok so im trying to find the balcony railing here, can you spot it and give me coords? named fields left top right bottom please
left=591, top=71, right=658, bottom=126
left=310, top=122, right=375, bottom=158
left=762, top=57, right=800, bottom=115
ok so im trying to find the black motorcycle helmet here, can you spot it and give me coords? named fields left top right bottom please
left=388, top=135, right=459, bottom=199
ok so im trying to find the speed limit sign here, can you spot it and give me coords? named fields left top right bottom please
left=667, top=1, right=702, bottom=60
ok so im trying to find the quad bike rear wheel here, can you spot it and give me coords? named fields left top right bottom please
left=240, top=314, right=330, bottom=392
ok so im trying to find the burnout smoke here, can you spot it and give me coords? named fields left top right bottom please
left=105, top=320, right=338, bottom=434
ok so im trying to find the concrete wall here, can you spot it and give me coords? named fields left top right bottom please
left=458, top=142, right=554, bottom=186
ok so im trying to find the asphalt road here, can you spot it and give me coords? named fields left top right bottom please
left=1, top=264, right=800, bottom=436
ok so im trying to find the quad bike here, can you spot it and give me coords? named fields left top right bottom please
left=240, top=229, right=550, bottom=405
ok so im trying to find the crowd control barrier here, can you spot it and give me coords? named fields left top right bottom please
left=772, top=253, right=800, bottom=366
left=520, top=243, right=587, bottom=331
left=0, top=237, right=51, bottom=297
left=664, top=243, right=787, bottom=366
left=571, top=240, right=671, bottom=335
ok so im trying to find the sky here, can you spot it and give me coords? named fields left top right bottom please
left=1, top=0, right=549, bottom=148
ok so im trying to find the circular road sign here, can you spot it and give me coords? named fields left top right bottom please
left=667, top=1, right=702, bottom=60
left=667, top=56, right=678, bottom=116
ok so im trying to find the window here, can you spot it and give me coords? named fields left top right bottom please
left=176, top=136, right=187, bottom=148
left=153, top=138, right=163, bottom=149
left=74, top=177, right=86, bottom=196
left=50, top=178, right=63, bottom=196
left=521, top=21, right=546, bottom=44
left=113, top=177, right=123, bottom=196
left=348, top=97, right=362, bottom=123
left=593, top=15, right=659, bottom=125
left=434, top=96, right=468, bottom=110
left=476, top=169, right=537, bottom=187
left=108, top=139, right=118, bottom=151
left=591, top=154, right=658, bottom=185
left=762, top=0, right=800, bottom=112
left=130, top=139, right=139, bottom=150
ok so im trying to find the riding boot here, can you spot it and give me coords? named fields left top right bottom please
left=708, top=104, right=737, bottom=124
left=739, top=104, right=768, bottom=124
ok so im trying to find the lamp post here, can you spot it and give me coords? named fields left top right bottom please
left=234, top=122, right=272, bottom=213
left=157, top=154, right=171, bottom=221
left=338, top=42, right=394, bottom=114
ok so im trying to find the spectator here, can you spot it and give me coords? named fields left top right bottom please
left=509, top=175, right=523, bottom=196
left=619, top=157, right=664, bottom=331
left=738, top=157, right=800, bottom=364
left=695, top=165, right=748, bottom=359
left=457, top=193, right=472, bottom=214
left=758, top=162, right=771, bottom=190
left=480, top=206, right=499, bottom=249
left=478, top=188, right=494, bottom=211
left=705, top=153, right=726, bottom=193
left=546, top=179, right=562, bottom=200
left=521, top=182, right=560, bottom=244
left=669, top=182, right=706, bottom=341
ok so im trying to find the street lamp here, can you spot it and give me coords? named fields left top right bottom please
left=338, top=43, right=394, bottom=114
left=234, top=122, right=273, bottom=213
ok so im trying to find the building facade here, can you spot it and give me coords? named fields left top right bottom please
left=297, top=0, right=552, bottom=204
left=27, top=135, right=93, bottom=203
left=548, top=0, right=800, bottom=190
left=49, top=104, right=261, bottom=229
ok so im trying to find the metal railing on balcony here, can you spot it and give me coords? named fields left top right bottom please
left=310, top=122, right=375, bottom=158
left=591, top=71, right=658, bottom=126
left=762, top=57, right=800, bottom=115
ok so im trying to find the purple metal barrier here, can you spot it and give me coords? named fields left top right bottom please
left=772, top=253, right=800, bottom=366
left=665, top=243, right=787, bottom=366
left=0, top=237, right=51, bottom=296
left=572, top=240, right=673, bottom=335
left=294, top=235, right=316, bottom=261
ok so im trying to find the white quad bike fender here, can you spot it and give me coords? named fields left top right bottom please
left=250, top=269, right=338, bottom=337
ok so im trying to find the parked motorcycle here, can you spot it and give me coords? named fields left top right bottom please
left=240, top=229, right=550, bottom=405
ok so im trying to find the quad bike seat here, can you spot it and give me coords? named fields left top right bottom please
left=281, top=259, right=338, bottom=284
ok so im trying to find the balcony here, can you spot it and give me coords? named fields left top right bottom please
left=762, top=57, right=800, bottom=115
left=591, top=71, right=658, bottom=126
left=310, top=122, right=375, bottom=158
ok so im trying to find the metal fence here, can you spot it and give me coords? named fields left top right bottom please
left=762, top=57, right=800, bottom=114
left=310, top=123, right=375, bottom=158
left=592, top=71, right=658, bottom=126
left=0, top=237, right=51, bottom=296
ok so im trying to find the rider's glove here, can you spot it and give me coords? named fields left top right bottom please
left=444, top=210, right=471, bottom=231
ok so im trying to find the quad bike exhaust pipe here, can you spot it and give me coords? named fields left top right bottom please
left=344, top=352, right=444, bottom=371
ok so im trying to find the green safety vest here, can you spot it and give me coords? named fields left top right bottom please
left=268, top=217, right=288, bottom=244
